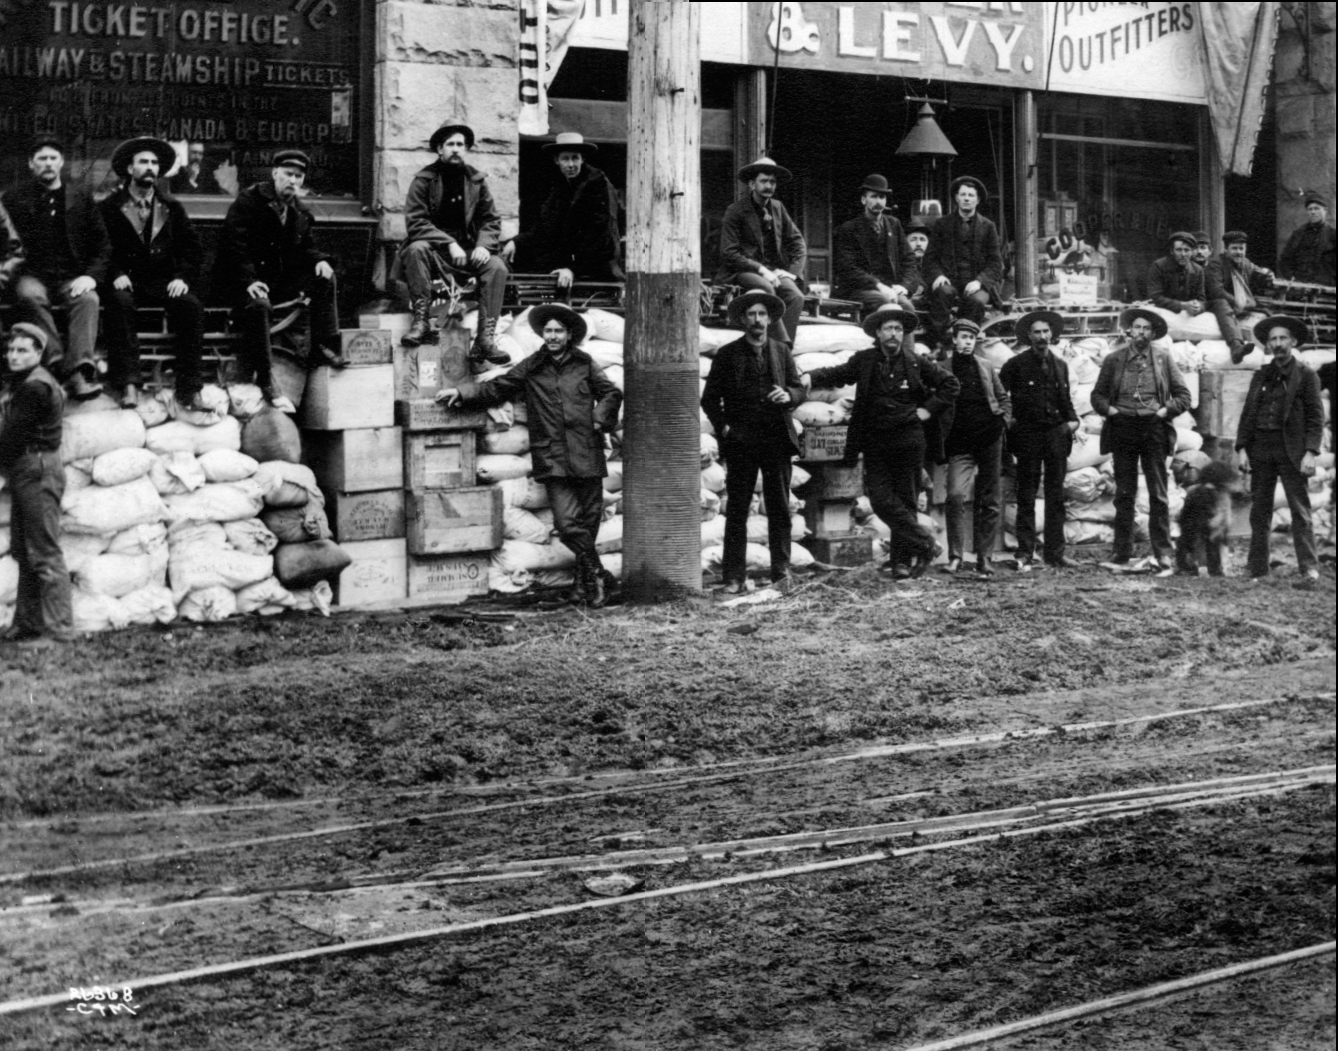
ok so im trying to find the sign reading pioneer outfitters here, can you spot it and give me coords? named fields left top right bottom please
left=0, top=0, right=359, bottom=194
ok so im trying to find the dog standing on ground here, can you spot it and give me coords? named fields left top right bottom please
left=1176, top=461, right=1240, bottom=577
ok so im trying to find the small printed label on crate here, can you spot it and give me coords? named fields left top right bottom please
left=340, top=330, right=394, bottom=366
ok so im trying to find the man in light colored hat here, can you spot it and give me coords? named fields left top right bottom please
left=98, top=137, right=208, bottom=410
left=1205, top=230, right=1274, bottom=365
left=1237, top=314, right=1325, bottom=589
left=702, top=289, right=808, bottom=593
left=1147, top=231, right=1206, bottom=318
left=1091, top=307, right=1192, bottom=570
left=503, top=132, right=623, bottom=291
left=714, top=157, right=806, bottom=346
left=832, top=175, right=920, bottom=336
left=1279, top=190, right=1335, bottom=287
left=437, top=303, right=622, bottom=606
left=922, top=175, right=1003, bottom=349
left=397, top=123, right=509, bottom=363
left=804, top=305, right=959, bottom=578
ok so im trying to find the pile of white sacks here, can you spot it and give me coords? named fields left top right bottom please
left=0, top=386, right=347, bottom=633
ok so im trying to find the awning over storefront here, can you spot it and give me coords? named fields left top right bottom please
left=1198, top=1, right=1280, bottom=176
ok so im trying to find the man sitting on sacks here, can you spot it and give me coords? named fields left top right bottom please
left=501, top=132, right=623, bottom=292
left=0, top=323, right=74, bottom=647
left=1192, top=231, right=1213, bottom=269
left=1146, top=231, right=1207, bottom=322
left=803, top=305, right=959, bottom=579
left=98, top=137, right=207, bottom=411
left=1205, top=231, right=1275, bottom=366
left=216, top=148, right=346, bottom=409
left=1279, top=190, right=1335, bottom=287
left=701, top=290, right=808, bottom=594
left=436, top=303, right=622, bottom=606
left=397, top=123, right=510, bottom=365
left=921, top=175, right=1003, bottom=349
left=832, top=174, right=921, bottom=334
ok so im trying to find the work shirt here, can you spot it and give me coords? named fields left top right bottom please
left=1254, top=356, right=1297, bottom=432
left=1002, top=348, right=1070, bottom=429
left=27, top=185, right=74, bottom=278
left=954, top=214, right=979, bottom=285
left=868, top=346, right=923, bottom=433
left=753, top=197, right=782, bottom=269
left=1114, top=346, right=1160, bottom=417
left=440, top=168, right=468, bottom=241
left=128, top=190, right=155, bottom=241
left=945, top=352, right=1004, bottom=454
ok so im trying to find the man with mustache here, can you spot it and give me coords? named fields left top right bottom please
left=168, top=142, right=224, bottom=196
left=1205, top=231, right=1274, bottom=365
left=922, top=175, right=1002, bottom=349
left=701, top=290, right=808, bottom=593
left=1146, top=231, right=1206, bottom=319
left=1192, top=231, right=1213, bottom=269
left=833, top=175, right=920, bottom=344
left=1278, top=190, right=1335, bottom=287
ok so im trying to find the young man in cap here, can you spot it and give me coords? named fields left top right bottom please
left=1279, top=191, right=1335, bottom=287
left=217, top=148, right=344, bottom=406
left=804, top=305, right=959, bottom=578
left=1192, top=232, right=1213, bottom=269
left=502, top=132, right=623, bottom=292
left=1205, top=230, right=1274, bottom=365
left=98, top=137, right=206, bottom=410
left=1091, top=307, right=1193, bottom=571
left=398, top=124, right=509, bottom=362
left=1, top=137, right=110, bottom=401
left=1236, top=315, right=1325, bottom=589
left=701, top=289, right=808, bottom=593
left=938, top=317, right=1011, bottom=576
left=832, top=175, right=920, bottom=332
left=715, top=157, right=807, bottom=346
left=1147, top=232, right=1206, bottom=318
left=437, top=304, right=622, bottom=606
left=922, top=176, right=1003, bottom=349
left=0, top=323, right=74, bottom=646
left=1000, top=311, right=1082, bottom=570
left=168, top=142, right=224, bottom=196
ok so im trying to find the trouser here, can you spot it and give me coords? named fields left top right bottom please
left=234, top=273, right=339, bottom=386
left=1108, top=415, right=1173, bottom=562
left=6, top=449, right=73, bottom=637
left=1247, top=431, right=1318, bottom=577
left=864, top=429, right=933, bottom=567
left=400, top=240, right=507, bottom=322
left=730, top=272, right=804, bottom=346
left=103, top=282, right=205, bottom=396
left=1011, top=423, right=1072, bottom=563
left=945, top=436, right=1003, bottom=561
left=847, top=288, right=919, bottom=352
left=928, top=283, right=991, bottom=345
left=1208, top=298, right=1246, bottom=351
left=11, top=274, right=100, bottom=383
left=721, top=436, right=793, bottom=583
left=546, top=476, right=606, bottom=568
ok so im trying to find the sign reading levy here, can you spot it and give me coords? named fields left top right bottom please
left=1046, top=2, right=1207, bottom=103
left=748, top=2, right=1046, bottom=87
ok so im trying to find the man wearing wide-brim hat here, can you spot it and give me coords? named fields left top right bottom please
left=803, top=304, right=960, bottom=579
left=503, top=132, right=623, bottom=293
left=702, top=290, right=809, bottom=593
left=922, top=175, right=1003, bottom=349
left=437, top=302, right=623, bottom=606
left=1204, top=230, right=1275, bottom=366
left=395, top=123, right=510, bottom=364
left=1279, top=189, right=1335, bottom=287
left=1236, top=314, right=1325, bottom=588
left=1146, top=231, right=1206, bottom=320
left=98, top=137, right=208, bottom=410
left=1091, top=307, right=1193, bottom=570
left=714, top=157, right=807, bottom=346
left=832, top=174, right=921, bottom=337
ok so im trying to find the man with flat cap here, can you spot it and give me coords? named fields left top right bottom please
left=98, top=137, right=206, bottom=410
left=1091, top=307, right=1192, bottom=570
left=922, top=175, right=1003, bottom=350
left=716, top=157, right=807, bottom=346
left=502, top=132, right=623, bottom=292
left=1279, top=191, right=1335, bottom=287
left=398, top=123, right=509, bottom=363
left=1, top=136, right=110, bottom=401
left=217, top=148, right=344, bottom=406
left=833, top=175, right=920, bottom=337
left=804, top=304, right=959, bottom=578
left=1205, top=230, right=1274, bottom=365
left=1192, top=231, right=1213, bottom=269
left=1147, top=232, right=1206, bottom=319
left=1237, top=314, right=1325, bottom=589
left=1000, top=310, right=1082, bottom=570
left=702, top=289, right=808, bottom=593
left=436, top=303, right=622, bottom=606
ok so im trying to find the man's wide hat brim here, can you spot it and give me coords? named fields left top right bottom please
left=862, top=306, right=920, bottom=339
left=737, top=157, right=792, bottom=182
left=727, top=290, right=787, bottom=328
left=528, top=303, right=588, bottom=346
left=111, top=136, right=176, bottom=178
left=1253, top=314, right=1309, bottom=345
left=1119, top=307, right=1168, bottom=341
left=430, top=124, right=475, bottom=151
left=1015, top=310, right=1066, bottom=339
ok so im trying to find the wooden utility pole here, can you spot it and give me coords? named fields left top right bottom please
left=621, top=0, right=703, bottom=603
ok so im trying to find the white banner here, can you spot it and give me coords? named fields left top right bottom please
left=569, top=0, right=747, bottom=64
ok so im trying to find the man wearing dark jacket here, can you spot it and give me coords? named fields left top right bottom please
left=715, top=157, right=807, bottom=346
left=1205, top=231, right=1274, bottom=365
left=216, top=149, right=343, bottom=406
left=98, top=137, right=206, bottom=410
left=1279, top=191, right=1336, bottom=286
left=805, top=305, right=959, bottom=578
left=1091, top=308, right=1193, bottom=570
left=398, top=123, right=509, bottom=363
left=2, top=137, right=110, bottom=400
left=832, top=174, right=920, bottom=328
left=702, top=290, right=808, bottom=592
left=1237, top=315, right=1325, bottom=588
left=503, top=132, right=622, bottom=290
left=1146, top=232, right=1206, bottom=317
left=922, top=176, right=1002, bottom=348
left=438, top=303, right=622, bottom=606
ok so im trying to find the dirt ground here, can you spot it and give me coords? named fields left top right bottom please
left=0, top=559, right=1334, bottom=1049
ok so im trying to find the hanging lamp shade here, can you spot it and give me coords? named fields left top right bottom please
left=896, top=104, right=957, bottom=158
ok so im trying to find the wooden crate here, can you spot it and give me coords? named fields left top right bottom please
left=404, top=430, right=478, bottom=490
left=324, top=489, right=406, bottom=543
left=406, top=486, right=503, bottom=555
left=302, top=364, right=395, bottom=430
left=395, top=398, right=491, bottom=432
left=803, top=498, right=857, bottom=539
left=406, top=551, right=490, bottom=604
left=1195, top=370, right=1255, bottom=439
left=338, top=329, right=395, bottom=366
left=334, top=538, right=407, bottom=607
left=358, top=312, right=413, bottom=331
left=804, top=532, right=874, bottom=566
left=799, top=425, right=849, bottom=463
left=303, top=427, right=403, bottom=493
left=806, top=461, right=863, bottom=500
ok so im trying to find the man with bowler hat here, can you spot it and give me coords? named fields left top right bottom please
left=1237, top=315, right=1325, bottom=589
left=716, top=157, right=807, bottom=346
left=1279, top=190, right=1335, bottom=287
left=922, top=175, right=1002, bottom=348
left=702, top=289, right=808, bottom=593
left=1147, top=231, right=1206, bottom=318
left=1205, top=230, right=1274, bottom=365
left=99, top=137, right=207, bottom=410
left=833, top=174, right=921, bottom=333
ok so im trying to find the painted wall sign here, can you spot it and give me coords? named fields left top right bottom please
left=569, top=0, right=748, bottom=65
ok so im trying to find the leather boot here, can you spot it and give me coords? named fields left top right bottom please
left=68, top=371, right=104, bottom=401
left=402, top=298, right=436, bottom=348
left=564, top=559, right=589, bottom=605
left=471, top=314, right=510, bottom=366
left=584, top=554, right=607, bottom=609
left=309, top=338, right=349, bottom=370
left=120, top=383, right=139, bottom=409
